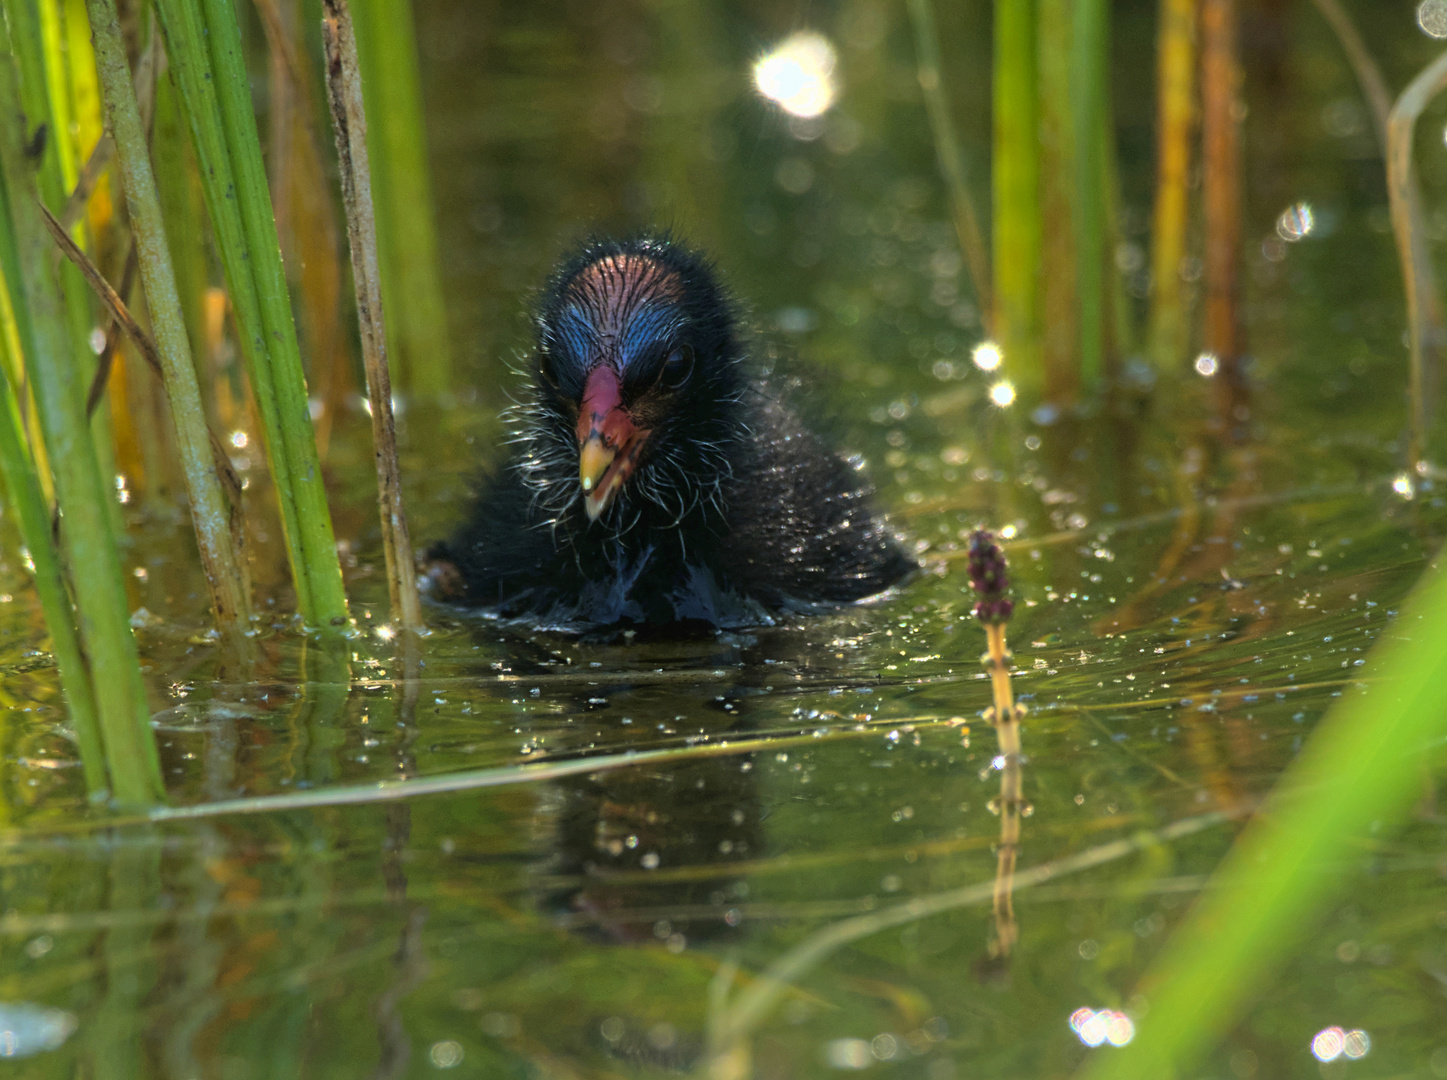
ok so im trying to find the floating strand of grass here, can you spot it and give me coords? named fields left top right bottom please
left=704, top=808, right=1237, bottom=1070
left=0, top=32, right=162, bottom=806
left=906, top=0, right=991, bottom=329
left=1148, top=0, right=1197, bottom=370
left=1386, top=50, right=1447, bottom=473
left=84, top=0, right=251, bottom=642
left=991, top=0, right=1040, bottom=388
left=153, top=0, right=349, bottom=628
left=321, top=0, right=423, bottom=633
left=348, top=0, right=451, bottom=396
left=85, top=716, right=963, bottom=828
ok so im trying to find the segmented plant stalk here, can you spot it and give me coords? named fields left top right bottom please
left=321, top=0, right=424, bottom=633
left=1149, top=0, right=1198, bottom=370
left=992, top=0, right=1040, bottom=386
left=349, top=0, right=451, bottom=395
left=1071, top=0, right=1110, bottom=389
left=85, top=0, right=251, bottom=641
left=1037, top=0, right=1079, bottom=405
left=965, top=530, right=1022, bottom=961
left=0, top=33, right=162, bottom=805
left=906, top=0, right=992, bottom=329
left=153, top=0, right=350, bottom=629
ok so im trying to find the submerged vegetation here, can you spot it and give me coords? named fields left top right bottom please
left=1, top=0, right=1447, bottom=1075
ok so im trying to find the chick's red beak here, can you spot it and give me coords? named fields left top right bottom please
left=577, top=365, right=649, bottom=521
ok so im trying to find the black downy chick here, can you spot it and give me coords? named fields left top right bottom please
left=424, top=235, right=914, bottom=630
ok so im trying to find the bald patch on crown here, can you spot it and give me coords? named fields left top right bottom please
left=561, top=255, right=684, bottom=346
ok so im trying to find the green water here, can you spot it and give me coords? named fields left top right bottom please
left=5, top=1, right=1447, bottom=1076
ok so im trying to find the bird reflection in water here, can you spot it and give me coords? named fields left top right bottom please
left=533, top=742, right=763, bottom=946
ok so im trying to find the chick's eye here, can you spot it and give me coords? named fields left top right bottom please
left=538, top=349, right=561, bottom=389
left=660, top=345, right=693, bottom=389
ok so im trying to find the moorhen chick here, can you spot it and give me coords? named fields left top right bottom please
left=424, top=235, right=913, bottom=630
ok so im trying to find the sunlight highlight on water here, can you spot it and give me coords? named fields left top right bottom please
left=972, top=340, right=1003, bottom=371
left=1312, top=1026, right=1371, bottom=1062
left=1069, top=1008, right=1135, bottom=1048
left=1276, top=202, right=1315, bottom=242
left=1419, top=0, right=1447, bottom=38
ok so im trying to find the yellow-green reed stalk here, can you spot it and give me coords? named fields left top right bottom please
left=84, top=0, right=251, bottom=640
left=906, top=0, right=992, bottom=330
left=4, top=0, right=121, bottom=514
left=1071, top=0, right=1110, bottom=389
left=321, top=0, right=424, bottom=633
left=1149, top=0, right=1198, bottom=370
left=992, top=0, right=1041, bottom=391
left=0, top=33, right=162, bottom=805
left=349, top=0, right=451, bottom=396
left=1037, top=0, right=1079, bottom=406
left=150, top=77, right=207, bottom=376
left=0, top=294, right=104, bottom=792
left=1200, top=0, right=1245, bottom=421
left=1387, top=50, right=1447, bottom=473
left=153, top=0, right=350, bottom=629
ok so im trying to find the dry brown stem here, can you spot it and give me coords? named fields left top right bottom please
left=321, top=0, right=424, bottom=633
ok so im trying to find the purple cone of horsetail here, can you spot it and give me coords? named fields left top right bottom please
left=968, top=530, right=1014, bottom=626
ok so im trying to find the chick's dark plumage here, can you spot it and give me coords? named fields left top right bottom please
left=426, top=235, right=913, bottom=630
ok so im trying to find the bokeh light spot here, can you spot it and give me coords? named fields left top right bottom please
left=754, top=33, right=838, bottom=119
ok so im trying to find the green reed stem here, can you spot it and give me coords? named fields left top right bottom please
left=85, top=0, right=251, bottom=641
left=4, top=0, right=122, bottom=517
left=1071, top=0, right=1109, bottom=389
left=1148, top=0, right=1197, bottom=370
left=0, top=269, right=104, bottom=791
left=906, top=0, right=992, bottom=330
left=150, top=76, right=207, bottom=380
left=153, top=0, right=349, bottom=628
left=992, top=0, right=1040, bottom=386
left=349, top=0, right=451, bottom=395
left=1082, top=560, right=1447, bottom=1080
left=1037, top=0, right=1078, bottom=405
left=0, top=31, right=162, bottom=806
